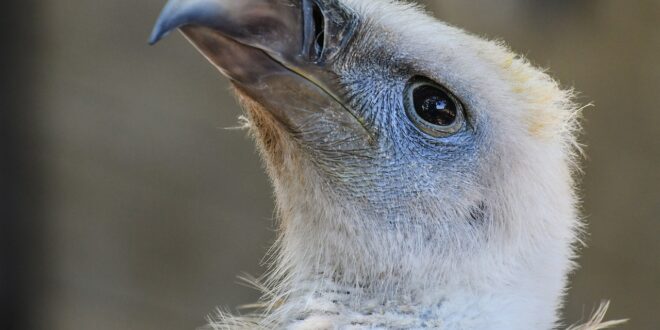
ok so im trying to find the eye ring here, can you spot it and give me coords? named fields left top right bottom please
left=404, top=77, right=466, bottom=138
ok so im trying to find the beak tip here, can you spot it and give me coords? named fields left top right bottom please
left=148, top=26, right=166, bottom=45
left=149, top=0, right=231, bottom=46
left=148, top=0, right=181, bottom=46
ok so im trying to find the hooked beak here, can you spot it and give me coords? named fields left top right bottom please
left=149, top=0, right=371, bottom=141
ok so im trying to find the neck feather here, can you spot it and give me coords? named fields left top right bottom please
left=238, top=104, right=578, bottom=329
left=258, top=180, right=573, bottom=329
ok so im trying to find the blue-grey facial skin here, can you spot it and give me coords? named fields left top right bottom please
left=295, top=18, right=487, bottom=224
left=150, top=0, right=489, bottom=225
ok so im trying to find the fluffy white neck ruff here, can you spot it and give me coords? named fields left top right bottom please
left=211, top=166, right=621, bottom=329
left=264, top=188, right=568, bottom=330
left=232, top=136, right=573, bottom=330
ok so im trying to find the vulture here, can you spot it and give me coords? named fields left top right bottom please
left=150, top=0, right=625, bottom=329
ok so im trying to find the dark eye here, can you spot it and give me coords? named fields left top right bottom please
left=404, top=78, right=465, bottom=137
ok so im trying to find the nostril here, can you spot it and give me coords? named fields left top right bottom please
left=301, top=0, right=358, bottom=64
left=303, top=0, right=325, bottom=62
left=312, top=2, right=325, bottom=60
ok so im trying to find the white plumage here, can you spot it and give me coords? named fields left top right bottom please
left=150, top=1, right=624, bottom=329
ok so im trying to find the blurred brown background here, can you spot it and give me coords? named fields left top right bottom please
left=2, top=1, right=658, bottom=329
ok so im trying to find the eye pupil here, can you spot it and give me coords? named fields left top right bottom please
left=404, top=77, right=466, bottom=137
left=413, top=85, right=458, bottom=126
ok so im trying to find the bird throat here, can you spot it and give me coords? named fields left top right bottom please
left=234, top=82, right=564, bottom=330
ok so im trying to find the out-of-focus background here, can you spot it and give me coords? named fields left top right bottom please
left=2, top=1, right=658, bottom=329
